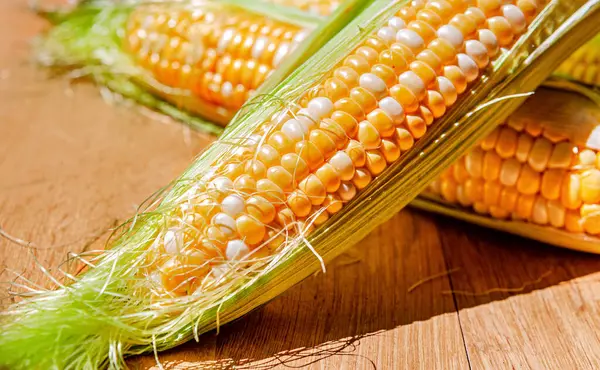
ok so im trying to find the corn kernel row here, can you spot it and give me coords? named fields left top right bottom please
left=146, top=0, right=545, bottom=296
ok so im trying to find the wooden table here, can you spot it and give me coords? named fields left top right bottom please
left=2, top=2, right=600, bottom=369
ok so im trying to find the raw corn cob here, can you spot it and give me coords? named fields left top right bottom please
left=3, top=0, right=599, bottom=368
left=122, top=0, right=558, bottom=296
left=414, top=82, right=600, bottom=252
left=121, top=2, right=315, bottom=123
left=36, top=0, right=327, bottom=131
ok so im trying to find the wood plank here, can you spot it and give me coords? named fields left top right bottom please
left=436, top=215, right=600, bottom=369
left=131, top=211, right=468, bottom=370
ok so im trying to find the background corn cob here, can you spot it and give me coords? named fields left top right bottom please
left=414, top=83, right=600, bottom=252
left=122, top=3, right=316, bottom=124
left=36, top=0, right=327, bottom=131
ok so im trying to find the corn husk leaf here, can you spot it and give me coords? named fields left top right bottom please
left=3, top=0, right=600, bottom=369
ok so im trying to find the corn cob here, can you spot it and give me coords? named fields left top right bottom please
left=139, top=0, right=557, bottom=296
left=36, top=1, right=326, bottom=131
left=122, top=3, right=314, bottom=123
left=4, top=0, right=599, bottom=368
left=415, top=83, right=600, bottom=251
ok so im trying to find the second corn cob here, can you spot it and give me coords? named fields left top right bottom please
left=36, top=0, right=326, bottom=130
left=123, top=3, right=313, bottom=123
left=555, top=33, right=600, bottom=86
left=415, top=83, right=600, bottom=251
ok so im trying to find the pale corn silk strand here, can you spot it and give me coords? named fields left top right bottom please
left=2, top=0, right=599, bottom=368
left=415, top=82, right=600, bottom=252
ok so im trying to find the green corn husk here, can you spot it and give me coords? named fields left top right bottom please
left=34, top=0, right=329, bottom=134
left=412, top=79, right=600, bottom=254
left=3, top=0, right=600, bottom=368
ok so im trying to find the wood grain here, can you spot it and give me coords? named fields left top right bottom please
left=2, top=2, right=600, bottom=369
left=437, top=220, right=600, bottom=370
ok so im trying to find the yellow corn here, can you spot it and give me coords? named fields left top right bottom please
left=123, top=3, right=328, bottom=124
left=145, top=0, right=548, bottom=295
left=419, top=85, right=600, bottom=247
left=555, top=33, right=600, bottom=86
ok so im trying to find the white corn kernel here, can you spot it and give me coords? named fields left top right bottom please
left=396, top=29, right=425, bottom=52
left=282, top=118, right=309, bottom=141
left=377, top=26, right=396, bottom=44
left=210, top=176, right=234, bottom=193
left=465, top=40, right=489, bottom=68
left=388, top=16, right=406, bottom=30
left=437, top=25, right=464, bottom=49
left=379, top=97, right=405, bottom=123
left=502, top=5, right=527, bottom=33
left=226, top=240, right=250, bottom=260
left=360, top=73, right=387, bottom=95
left=436, top=76, right=457, bottom=106
left=221, top=194, right=245, bottom=217
left=307, top=97, right=333, bottom=119
left=329, top=151, right=355, bottom=181
left=398, top=71, right=426, bottom=98
left=457, top=54, right=479, bottom=82
left=213, top=213, right=237, bottom=237
left=478, top=29, right=499, bottom=57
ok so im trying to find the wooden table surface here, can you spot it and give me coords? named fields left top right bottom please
left=2, top=2, right=600, bottom=369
